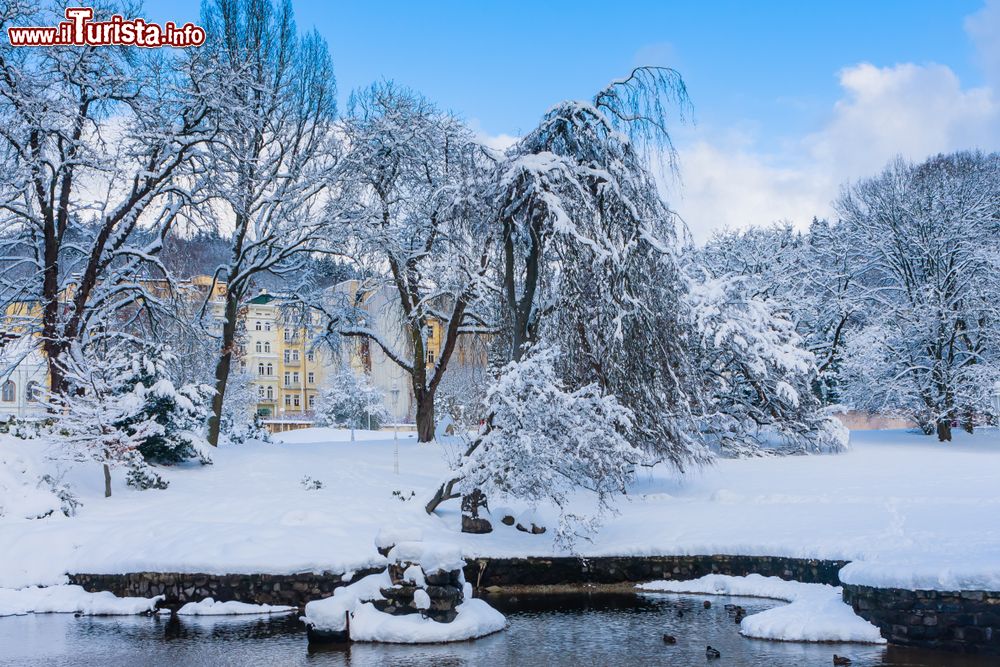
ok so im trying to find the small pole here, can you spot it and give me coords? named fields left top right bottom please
left=394, top=437, right=399, bottom=476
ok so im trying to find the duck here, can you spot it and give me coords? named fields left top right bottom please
left=833, top=656, right=851, bottom=666
left=706, top=645, right=721, bottom=659
left=662, top=634, right=677, bottom=644
left=703, top=600, right=712, bottom=609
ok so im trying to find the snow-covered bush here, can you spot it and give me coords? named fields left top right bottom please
left=458, top=347, right=639, bottom=543
left=315, top=368, right=390, bottom=430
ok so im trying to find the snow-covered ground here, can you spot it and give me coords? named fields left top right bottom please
left=639, top=574, right=884, bottom=643
left=1, top=427, right=999, bottom=592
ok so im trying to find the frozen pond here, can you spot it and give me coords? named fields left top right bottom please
left=0, top=593, right=993, bottom=666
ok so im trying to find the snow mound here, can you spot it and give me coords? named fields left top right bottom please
left=0, top=450, right=63, bottom=521
left=387, top=541, right=465, bottom=574
left=0, top=585, right=162, bottom=617
left=349, top=598, right=506, bottom=643
left=639, top=574, right=885, bottom=644
left=176, top=597, right=296, bottom=616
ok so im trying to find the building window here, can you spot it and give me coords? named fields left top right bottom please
left=292, top=350, right=299, bottom=362
left=284, top=350, right=290, bottom=363
left=1, top=380, right=15, bottom=402
left=284, top=372, right=291, bottom=386
left=255, top=321, right=262, bottom=331
left=264, top=322, right=271, bottom=332
left=292, top=372, right=300, bottom=385
left=427, top=350, right=435, bottom=365
left=308, top=395, right=315, bottom=409
left=307, top=372, right=315, bottom=384
left=266, top=386, right=274, bottom=400
left=293, top=395, right=300, bottom=408
left=258, top=386, right=265, bottom=399
left=25, top=381, right=39, bottom=402
left=307, top=351, right=315, bottom=362
left=266, top=363, right=273, bottom=376
left=256, top=341, right=262, bottom=353
left=424, top=324, right=433, bottom=339
left=258, top=363, right=265, bottom=376
left=263, top=341, right=271, bottom=353
left=284, top=330, right=291, bottom=343
left=284, top=395, right=292, bottom=407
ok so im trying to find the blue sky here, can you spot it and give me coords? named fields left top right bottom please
left=148, top=1, right=1000, bottom=238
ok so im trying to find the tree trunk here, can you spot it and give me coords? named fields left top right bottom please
left=962, top=408, right=974, bottom=434
left=415, top=391, right=435, bottom=443
left=43, top=338, right=68, bottom=402
left=936, top=418, right=952, bottom=442
left=207, top=292, right=240, bottom=447
left=103, top=463, right=112, bottom=498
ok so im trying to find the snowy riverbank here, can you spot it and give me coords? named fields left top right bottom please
left=2, top=427, right=999, bottom=592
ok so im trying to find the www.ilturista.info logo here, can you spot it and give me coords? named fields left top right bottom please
left=7, top=7, right=205, bottom=47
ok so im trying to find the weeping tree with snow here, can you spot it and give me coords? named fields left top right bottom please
left=427, top=68, right=707, bottom=529
left=193, top=0, right=339, bottom=447
left=321, top=83, right=495, bottom=443
left=315, top=367, right=391, bottom=431
left=490, top=68, right=708, bottom=470
left=0, top=2, right=211, bottom=400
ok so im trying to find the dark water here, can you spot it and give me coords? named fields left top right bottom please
left=0, top=593, right=994, bottom=667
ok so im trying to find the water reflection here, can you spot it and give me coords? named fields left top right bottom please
left=0, top=592, right=994, bottom=667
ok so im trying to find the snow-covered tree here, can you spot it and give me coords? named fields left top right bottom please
left=52, top=344, right=174, bottom=496
left=0, top=1, right=211, bottom=398
left=697, top=220, right=860, bottom=403
left=835, top=152, right=1000, bottom=440
left=220, top=365, right=271, bottom=444
left=457, top=347, right=639, bottom=543
left=193, top=0, right=338, bottom=446
left=109, top=345, right=213, bottom=465
left=315, top=367, right=390, bottom=430
left=684, top=274, right=848, bottom=455
left=321, top=83, right=494, bottom=442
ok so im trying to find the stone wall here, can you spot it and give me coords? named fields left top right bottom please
left=462, top=555, right=848, bottom=588
left=69, top=569, right=381, bottom=609
left=843, top=584, right=1000, bottom=655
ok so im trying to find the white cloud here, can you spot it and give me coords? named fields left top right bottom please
left=966, top=0, right=1000, bottom=88
left=670, top=15, right=1000, bottom=243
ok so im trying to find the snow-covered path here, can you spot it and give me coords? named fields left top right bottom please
left=2, top=427, right=999, bottom=591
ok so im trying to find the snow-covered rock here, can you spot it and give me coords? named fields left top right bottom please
left=640, top=574, right=885, bottom=644
left=348, top=598, right=506, bottom=643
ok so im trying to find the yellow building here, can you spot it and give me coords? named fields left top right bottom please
left=238, top=292, right=329, bottom=427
